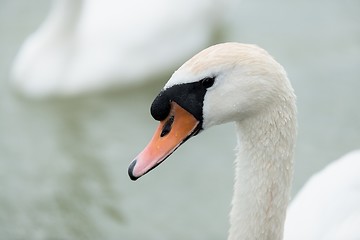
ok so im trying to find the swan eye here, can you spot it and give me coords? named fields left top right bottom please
left=201, top=77, right=215, bottom=88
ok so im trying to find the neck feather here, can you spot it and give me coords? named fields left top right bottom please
left=42, top=0, right=83, bottom=36
left=228, top=98, right=297, bottom=240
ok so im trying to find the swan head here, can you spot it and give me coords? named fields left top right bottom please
left=128, top=42, right=295, bottom=180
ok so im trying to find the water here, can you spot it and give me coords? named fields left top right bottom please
left=0, top=0, right=359, bottom=239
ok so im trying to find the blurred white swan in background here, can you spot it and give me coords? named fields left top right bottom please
left=284, top=150, right=360, bottom=240
left=11, top=0, right=234, bottom=97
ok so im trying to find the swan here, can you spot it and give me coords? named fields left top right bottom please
left=11, top=0, right=225, bottom=97
left=127, top=42, right=360, bottom=239
left=284, top=150, right=360, bottom=240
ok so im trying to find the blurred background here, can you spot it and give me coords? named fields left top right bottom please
left=0, top=0, right=359, bottom=239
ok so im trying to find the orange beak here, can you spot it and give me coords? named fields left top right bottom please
left=128, top=102, right=200, bottom=180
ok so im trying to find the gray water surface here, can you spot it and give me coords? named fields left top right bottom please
left=1, top=0, right=360, bottom=239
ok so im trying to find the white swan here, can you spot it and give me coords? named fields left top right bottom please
left=284, top=150, right=360, bottom=240
left=11, top=0, right=226, bottom=97
left=127, top=42, right=360, bottom=239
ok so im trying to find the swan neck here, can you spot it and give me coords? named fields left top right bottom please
left=41, top=0, right=83, bottom=35
left=229, top=102, right=296, bottom=240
